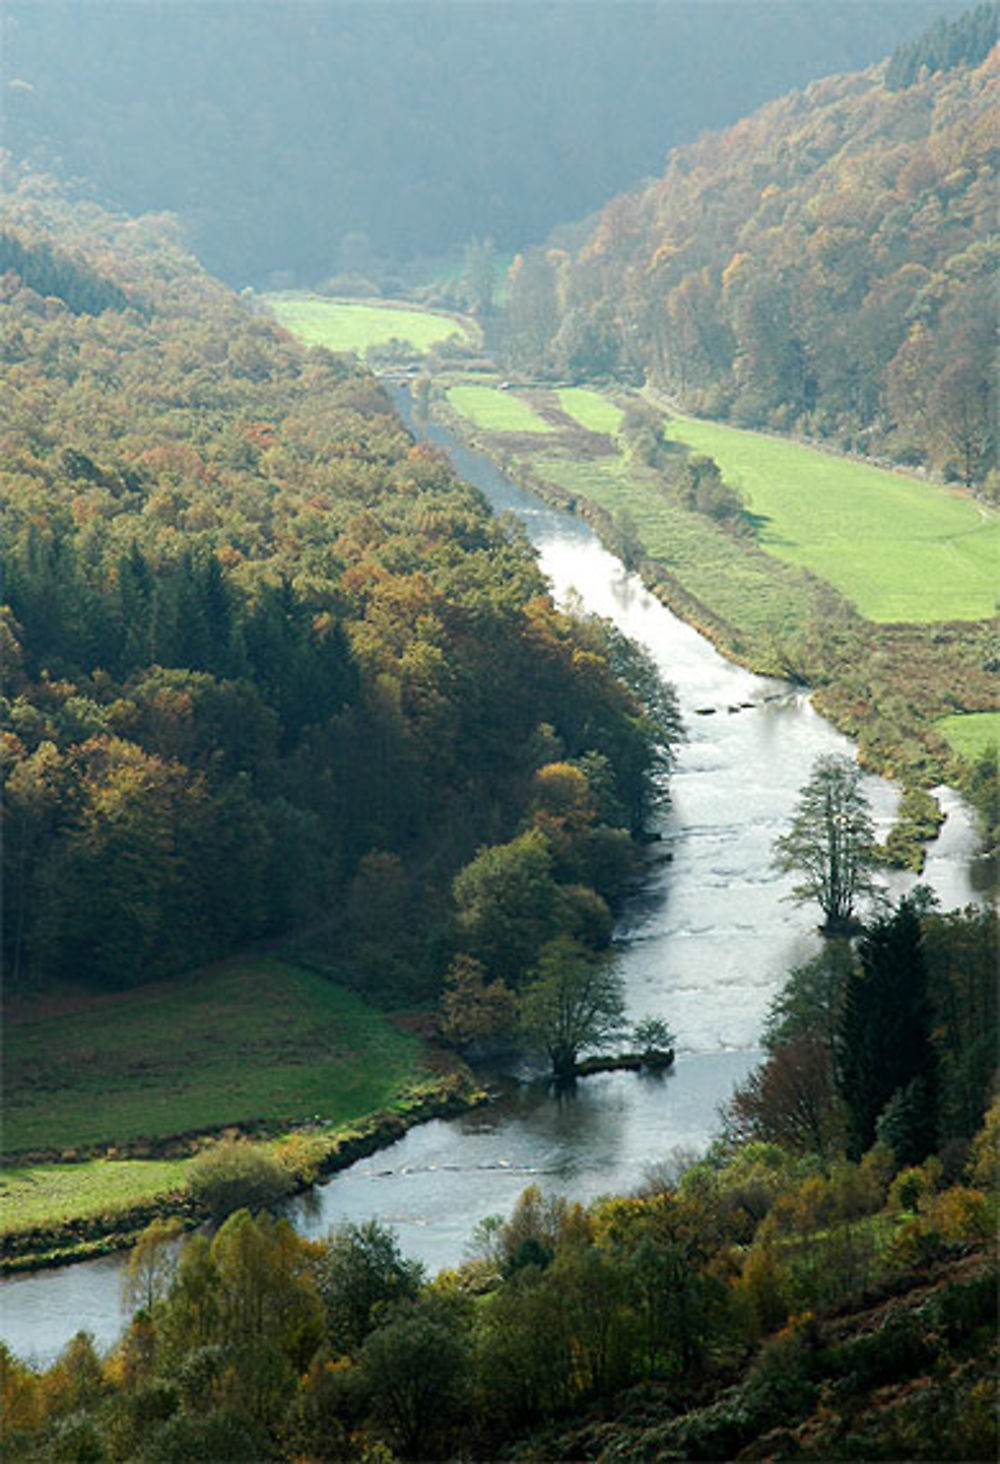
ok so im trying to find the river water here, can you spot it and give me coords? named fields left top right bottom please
left=1, top=398, right=989, bottom=1364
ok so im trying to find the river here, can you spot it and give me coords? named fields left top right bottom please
left=1, top=395, right=989, bottom=1364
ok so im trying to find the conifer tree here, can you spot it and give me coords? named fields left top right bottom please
left=836, top=897, right=937, bottom=1161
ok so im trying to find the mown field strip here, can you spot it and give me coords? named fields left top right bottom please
left=556, top=386, right=624, bottom=436
left=446, top=383, right=556, bottom=433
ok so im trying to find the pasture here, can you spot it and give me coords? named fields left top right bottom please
left=446, top=383, right=555, bottom=433
left=536, top=456, right=817, bottom=646
left=4, top=959, right=427, bottom=1156
left=2, top=1157, right=192, bottom=1236
left=265, top=294, right=471, bottom=355
left=662, top=414, right=999, bottom=624
left=935, top=711, right=1000, bottom=760
left=557, top=386, right=624, bottom=436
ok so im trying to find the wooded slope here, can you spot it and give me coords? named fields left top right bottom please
left=503, top=12, right=998, bottom=486
left=0, top=175, right=666, bottom=996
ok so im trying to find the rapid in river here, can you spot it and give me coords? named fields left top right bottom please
left=1, top=394, right=989, bottom=1364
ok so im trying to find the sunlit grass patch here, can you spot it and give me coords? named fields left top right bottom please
left=536, top=456, right=817, bottom=646
left=557, top=387, right=624, bottom=437
left=265, top=293, right=469, bottom=355
left=935, top=711, right=1000, bottom=760
left=4, top=960, right=428, bottom=1154
left=1, top=1159, right=191, bottom=1235
left=446, top=384, right=555, bottom=433
left=662, top=413, right=999, bottom=623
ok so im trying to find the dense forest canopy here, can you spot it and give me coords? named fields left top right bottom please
left=0, top=0, right=971, bottom=286
left=501, top=18, right=998, bottom=484
left=0, top=174, right=674, bottom=997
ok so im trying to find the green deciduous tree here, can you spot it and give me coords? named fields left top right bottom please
left=772, top=754, right=879, bottom=933
left=518, top=935, right=625, bottom=1080
left=122, top=1217, right=183, bottom=1316
left=452, top=828, right=557, bottom=985
left=320, top=1220, right=424, bottom=1356
left=359, top=1298, right=470, bottom=1459
left=185, top=1140, right=294, bottom=1221
left=633, top=1016, right=676, bottom=1057
left=462, top=235, right=496, bottom=316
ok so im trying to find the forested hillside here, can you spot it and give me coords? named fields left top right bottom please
left=0, top=0, right=967, bottom=285
left=0, top=171, right=673, bottom=998
left=502, top=8, right=998, bottom=485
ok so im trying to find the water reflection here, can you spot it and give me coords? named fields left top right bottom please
left=289, top=1052, right=762, bottom=1272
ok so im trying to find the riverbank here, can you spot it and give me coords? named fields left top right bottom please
left=1, top=1073, right=487, bottom=1274
left=424, top=376, right=996, bottom=862
left=2, top=956, right=491, bottom=1272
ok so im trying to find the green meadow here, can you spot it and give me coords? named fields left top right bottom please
left=662, top=413, right=999, bottom=624
left=4, top=959, right=427, bottom=1156
left=445, top=383, right=820, bottom=645
left=446, top=383, right=555, bottom=433
left=536, top=455, right=817, bottom=646
left=265, top=293, right=472, bottom=356
left=935, top=711, right=1000, bottom=759
left=2, top=1158, right=192, bottom=1236
left=557, top=386, right=624, bottom=436
left=443, top=377, right=998, bottom=629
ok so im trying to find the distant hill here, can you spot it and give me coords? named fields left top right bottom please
left=501, top=13, right=998, bottom=486
left=0, top=0, right=971, bottom=286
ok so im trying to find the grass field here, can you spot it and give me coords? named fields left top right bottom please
left=536, top=455, right=817, bottom=646
left=264, top=294, right=471, bottom=356
left=2, top=1158, right=192, bottom=1234
left=444, top=382, right=819, bottom=646
left=557, top=387, right=624, bottom=436
left=446, top=383, right=555, bottom=433
left=935, top=712, right=1000, bottom=759
left=661, top=413, right=999, bottom=624
left=4, top=959, right=428, bottom=1155
left=443, top=376, right=999, bottom=635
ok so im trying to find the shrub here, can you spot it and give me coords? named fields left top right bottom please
left=186, top=1140, right=294, bottom=1221
left=887, top=1159, right=941, bottom=1215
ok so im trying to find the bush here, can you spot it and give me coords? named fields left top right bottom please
left=186, top=1140, right=294, bottom=1221
left=887, top=1157, right=942, bottom=1214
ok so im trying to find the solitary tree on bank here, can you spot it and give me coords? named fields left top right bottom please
left=773, top=754, right=879, bottom=934
left=519, top=936, right=626, bottom=1081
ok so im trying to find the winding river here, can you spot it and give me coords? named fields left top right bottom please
left=1, top=396, right=990, bottom=1364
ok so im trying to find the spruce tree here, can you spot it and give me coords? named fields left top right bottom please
left=836, top=897, right=937, bottom=1161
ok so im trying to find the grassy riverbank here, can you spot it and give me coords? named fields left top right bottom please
left=2, top=957, right=483, bottom=1266
left=268, top=297, right=995, bottom=826
left=4, top=958, right=431, bottom=1157
left=433, top=377, right=994, bottom=779
left=1, top=1076, right=483, bottom=1272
